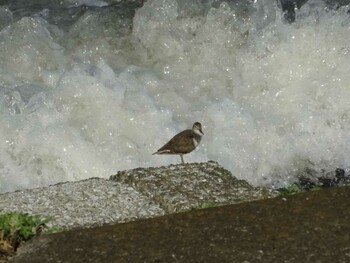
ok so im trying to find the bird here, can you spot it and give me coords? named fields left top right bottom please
left=153, top=122, right=204, bottom=164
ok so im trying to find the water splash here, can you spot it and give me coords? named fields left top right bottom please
left=0, top=0, right=349, bottom=192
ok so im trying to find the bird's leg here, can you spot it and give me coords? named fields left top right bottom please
left=180, top=154, right=184, bottom=164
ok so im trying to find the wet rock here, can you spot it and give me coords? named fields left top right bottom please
left=297, top=168, right=350, bottom=190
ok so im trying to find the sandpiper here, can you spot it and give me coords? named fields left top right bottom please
left=153, top=122, right=204, bottom=164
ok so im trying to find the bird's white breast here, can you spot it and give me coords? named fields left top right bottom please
left=193, top=138, right=200, bottom=148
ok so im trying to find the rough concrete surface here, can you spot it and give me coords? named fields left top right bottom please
left=0, top=162, right=276, bottom=230
left=11, top=186, right=350, bottom=263
left=0, top=178, right=164, bottom=229
left=111, top=161, right=276, bottom=213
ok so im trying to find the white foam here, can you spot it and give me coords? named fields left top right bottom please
left=1, top=0, right=350, bottom=192
left=64, top=0, right=108, bottom=7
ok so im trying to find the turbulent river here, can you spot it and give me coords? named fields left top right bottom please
left=0, top=0, right=350, bottom=192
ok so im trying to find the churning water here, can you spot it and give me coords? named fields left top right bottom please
left=0, top=0, right=350, bottom=193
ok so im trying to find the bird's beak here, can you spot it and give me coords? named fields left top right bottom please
left=200, top=129, right=204, bottom=135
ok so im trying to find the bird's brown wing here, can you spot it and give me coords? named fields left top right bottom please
left=154, top=130, right=194, bottom=154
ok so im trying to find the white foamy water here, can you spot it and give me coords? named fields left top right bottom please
left=0, top=0, right=350, bottom=193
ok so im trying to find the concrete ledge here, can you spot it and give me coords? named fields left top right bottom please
left=0, top=178, right=164, bottom=229
left=1, top=162, right=276, bottom=229
left=111, top=161, right=276, bottom=213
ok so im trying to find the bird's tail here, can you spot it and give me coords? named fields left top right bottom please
left=153, top=149, right=170, bottom=155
